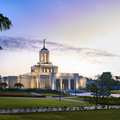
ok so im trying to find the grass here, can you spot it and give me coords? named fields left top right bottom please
left=64, top=97, right=84, bottom=101
left=40, top=93, right=59, bottom=96
left=0, top=97, right=93, bottom=109
left=0, top=109, right=120, bottom=120
left=0, top=90, right=31, bottom=95
left=110, top=91, right=120, bottom=94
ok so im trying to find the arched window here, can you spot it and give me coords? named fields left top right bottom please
left=47, top=69, right=49, bottom=73
left=44, top=53, right=47, bottom=62
left=79, top=82, right=81, bottom=88
left=63, top=83, right=65, bottom=90
left=51, top=69, right=53, bottom=73
left=43, top=82, right=46, bottom=88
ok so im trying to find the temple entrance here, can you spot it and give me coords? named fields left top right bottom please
left=71, top=79, right=74, bottom=90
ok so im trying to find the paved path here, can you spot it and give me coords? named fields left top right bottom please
left=53, top=97, right=89, bottom=103
left=30, top=92, right=88, bottom=103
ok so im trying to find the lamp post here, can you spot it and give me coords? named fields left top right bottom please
left=95, top=75, right=99, bottom=106
left=29, top=80, right=30, bottom=94
left=20, top=75, right=22, bottom=91
left=59, top=80, right=62, bottom=101
left=30, top=67, right=32, bottom=94
left=75, top=81, right=76, bottom=96
left=96, top=81, right=98, bottom=106
left=86, top=83, right=89, bottom=97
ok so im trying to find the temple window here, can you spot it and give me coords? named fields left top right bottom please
left=63, top=83, right=65, bottom=90
left=79, top=82, right=80, bottom=88
left=43, top=82, right=46, bottom=88
left=44, top=53, right=47, bottom=62
left=51, top=69, right=53, bottom=73
left=47, top=69, right=49, bottom=73
left=44, top=68, right=46, bottom=73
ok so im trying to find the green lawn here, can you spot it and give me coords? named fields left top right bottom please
left=64, top=97, right=84, bottom=101
left=0, top=90, right=31, bottom=95
left=40, top=93, right=59, bottom=96
left=0, top=109, right=120, bottom=120
left=110, top=91, right=120, bottom=94
left=0, top=97, right=92, bottom=109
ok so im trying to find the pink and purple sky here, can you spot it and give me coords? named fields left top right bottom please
left=1, top=0, right=120, bottom=78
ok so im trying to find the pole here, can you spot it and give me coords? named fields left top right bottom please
left=75, top=81, right=76, bottom=96
left=29, top=67, right=32, bottom=94
left=96, top=79, right=98, bottom=106
left=117, top=79, right=118, bottom=91
left=29, top=82, right=30, bottom=95
left=59, top=80, right=61, bottom=101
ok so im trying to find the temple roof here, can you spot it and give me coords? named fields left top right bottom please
left=41, top=47, right=48, bottom=50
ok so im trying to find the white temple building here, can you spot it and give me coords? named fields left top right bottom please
left=2, top=40, right=86, bottom=91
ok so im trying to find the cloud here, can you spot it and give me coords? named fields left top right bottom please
left=0, top=36, right=118, bottom=64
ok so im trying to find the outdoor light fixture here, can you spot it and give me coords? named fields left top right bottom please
left=59, top=80, right=62, bottom=101
left=75, top=81, right=76, bottom=96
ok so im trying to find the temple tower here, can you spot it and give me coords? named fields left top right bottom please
left=39, top=39, right=49, bottom=64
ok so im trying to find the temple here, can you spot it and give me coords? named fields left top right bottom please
left=2, top=40, right=86, bottom=91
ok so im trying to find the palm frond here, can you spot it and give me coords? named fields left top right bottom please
left=0, top=46, right=2, bottom=50
left=0, top=13, right=12, bottom=31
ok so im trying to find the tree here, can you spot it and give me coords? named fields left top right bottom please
left=14, top=83, right=24, bottom=89
left=1, top=82, right=7, bottom=89
left=98, top=72, right=114, bottom=90
left=0, top=75, right=1, bottom=80
left=86, top=77, right=93, bottom=81
left=0, top=13, right=12, bottom=50
left=91, top=83, right=96, bottom=89
left=115, top=76, right=120, bottom=91
left=0, top=46, right=2, bottom=50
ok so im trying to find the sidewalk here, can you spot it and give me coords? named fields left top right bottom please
left=53, top=97, right=89, bottom=103
left=30, top=92, right=88, bottom=103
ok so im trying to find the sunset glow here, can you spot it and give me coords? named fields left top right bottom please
left=1, top=0, right=120, bottom=78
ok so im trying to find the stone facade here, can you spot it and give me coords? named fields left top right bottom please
left=2, top=40, right=87, bottom=90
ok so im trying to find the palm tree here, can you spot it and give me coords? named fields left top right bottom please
left=0, top=46, right=2, bottom=50
left=0, top=13, right=12, bottom=50
left=14, top=83, right=24, bottom=89
left=1, top=82, right=7, bottom=89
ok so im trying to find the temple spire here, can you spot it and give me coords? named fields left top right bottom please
left=43, top=39, right=45, bottom=48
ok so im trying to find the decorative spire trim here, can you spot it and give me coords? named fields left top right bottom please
left=43, top=39, right=45, bottom=48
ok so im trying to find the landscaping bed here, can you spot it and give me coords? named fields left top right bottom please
left=0, top=94, right=46, bottom=97
left=83, top=96, right=120, bottom=105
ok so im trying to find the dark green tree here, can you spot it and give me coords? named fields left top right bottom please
left=14, top=83, right=24, bottom=89
left=86, top=77, right=93, bottom=81
left=1, top=82, right=7, bottom=89
left=0, top=46, right=2, bottom=50
left=98, top=72, right=114, bottom=90
left=91, top=83, right=96, bottom=88
left=0, top=13, right=12, bottom=50
left=115, top=76, right=120, bottom=91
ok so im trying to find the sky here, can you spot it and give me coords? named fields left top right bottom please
left=0, top=0, right=120, bottom=78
